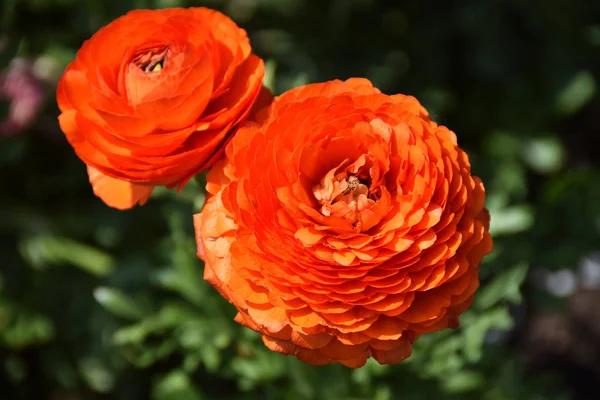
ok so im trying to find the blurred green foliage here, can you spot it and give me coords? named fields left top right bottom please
left=2, top=0, right=600, bottom=399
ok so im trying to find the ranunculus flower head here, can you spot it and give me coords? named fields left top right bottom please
left=194, top=78, right=493, bottom=368
left=57, top=7, right=266, bottom=209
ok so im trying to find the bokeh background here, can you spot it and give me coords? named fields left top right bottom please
left=2, top=0, right=600, bottom=399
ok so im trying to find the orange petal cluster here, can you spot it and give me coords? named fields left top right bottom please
left=56, top=7, right=266, bottom=209
left=195, top=78, right=493, bottom=368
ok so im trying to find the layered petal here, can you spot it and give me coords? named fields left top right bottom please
left=195, top=78, right=493, bottom=367
left=87, top=167, right=154, bottom=210
left=56, top=7, right=266, bottom=209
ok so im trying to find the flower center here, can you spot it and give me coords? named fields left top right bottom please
left=132, top=48, right=169, bottom=73
left=313, top=169, right=375, bottom=224
left=334, top=175, right=369, bottom=203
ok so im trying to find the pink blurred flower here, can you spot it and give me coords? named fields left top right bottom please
left=1, top=58, right=45, bottom=137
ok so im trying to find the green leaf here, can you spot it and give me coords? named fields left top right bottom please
left=230, top=348, right=286, bottom=386
left=152, top=370, right=204, bottom=400
left=424, top=335, right=465, bottom=377
left=373, top=386, right=393, bottom=400
left=155, top=269, right=205, bottom=307
left=463, top=307, right=514, bottom=363
left=263, top=59, right=277, bottom=93
left=134, top=339, right=178, bottom=368
left=288, top=358, right=317, bottom=399
left=491, top=162, right=527, bottom=199
left=488, top=205, right=534, bottom=236
left=475, top=262, right=529, bottom=309
left=199, top=345, right=221, bottom=372
left=443, top=370, right=485, bottom=393
left=485, top=132, right=522, bottom=160
left=154, top=0, right=186, bottom=9
left=42, top=44, right=77, bottom=77
left=93, top=287, right=146, bottom=320
left=151, top=176, right=204, bottom=206
left=523, top=136, right=565, bottom=174
left=0, top=309, right=55, bottom=348
left=78, top=358, right=114, bottom=393
left=19, top=235, right=115, bottom=276
left=113, top=318, right=164, bottom=346
left=157, top=302, right=202, bottom=327
left=182, top=354, right=201, bottom=374
left=555, top=70, right=596, bottom=116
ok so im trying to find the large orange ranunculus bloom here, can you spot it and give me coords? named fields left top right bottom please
left=57, top=7, right=266, bottom=209
left=194, top=78, right=493, bottom=368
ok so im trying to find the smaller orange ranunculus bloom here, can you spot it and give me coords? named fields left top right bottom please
left=194, top=78, right=493, bottom=368
left=57, top=7, right=267, bottom=209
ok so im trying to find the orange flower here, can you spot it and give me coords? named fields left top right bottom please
left=194, top=78, right=493, bottom=367
left=57, top=8, right=267, bottom=209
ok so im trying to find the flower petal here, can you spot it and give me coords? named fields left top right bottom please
left=87, top=166, right=154, bottom=210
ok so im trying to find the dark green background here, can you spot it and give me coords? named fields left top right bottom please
left=2, top=0, right=600, bottom=399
